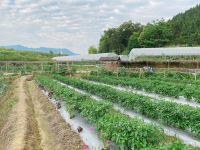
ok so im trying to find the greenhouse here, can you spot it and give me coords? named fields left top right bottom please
left=129, top=47, right=200, bottom=61
left=119, top=55, right=129, bottom=62
left=53, top=53, right=118, bottom=62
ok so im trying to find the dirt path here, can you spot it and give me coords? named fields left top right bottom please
left=26, top=79, right=83, bottom=150
left=9, top=76, right=28, bottom=150
left=0, top=76, right=83, bottom=150
left=0, top=77, right=29, bottom=150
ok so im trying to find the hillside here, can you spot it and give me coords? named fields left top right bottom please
left=169, top=4, right=200, bottom=45
left=1, top=45, right=76, bottom=56
left=0, top=48, right=60, bottom=61
left=97, top=4, right=200, bottom=54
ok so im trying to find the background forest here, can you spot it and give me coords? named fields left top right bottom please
left=89, top=4, right=200, bottom=54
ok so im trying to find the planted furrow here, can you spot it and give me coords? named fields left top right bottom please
left=53, top=74, right=200, bottom=138
left=65, top=82, right=200, bottom=147
left=36, top=75, right=174, bottom=149
left=83, top=75, right=200, bottom=103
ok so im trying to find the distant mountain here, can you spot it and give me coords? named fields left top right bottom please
left=1, top=45, right=77, bottom=55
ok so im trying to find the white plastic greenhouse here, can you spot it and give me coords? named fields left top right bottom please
left=53, top=53, right=118, bottom=62
left=129, top=47, right=200, bottom=61
left=119, top=55, right=129, bottom=62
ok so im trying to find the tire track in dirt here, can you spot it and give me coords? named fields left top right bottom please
left=0, top=79, right=19, bottom=150
left=0, top=77, right=28, bottom=150
left=0, top=76, right=42, bottom=150
left=0, top=79, right=18, bottom=133
left=0, top=76, right=84, bottom=150
left=26, top=79, right=83, bottom=150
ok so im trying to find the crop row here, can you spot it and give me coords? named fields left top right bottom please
left=84, top=74, right=200, bottom=103
left=0, top=75, right=7, bottom=95
left=53, top=74, right=200, bottom=137
left=36, top=75, right=170, bottom=149
left=92, top=70, right=200, bottom=86
left=140, top=77, right=200, bottom=87
left=37, top=75, right=199, bottom=149
left=117, top=73, right=200, bottom=87
left=115, top=72, right=200, bottom=86
left=92, top=70, right=199, bottom=81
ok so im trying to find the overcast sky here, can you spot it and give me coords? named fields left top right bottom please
left=0, top=0, right=199, bottom=54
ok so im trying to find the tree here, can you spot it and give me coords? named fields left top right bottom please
left=139, top=21, right=172, bottom=47
left=99, top=35, right=110, bottom=53
left=169, top=4, right=200, bottom=45
left=88, top=46, right=98, bottom=54
left=98, top=21, right=143, bottom=54
left=97, top=4, right=200, bottom=53
left=127, top=32, right=141, bottom=52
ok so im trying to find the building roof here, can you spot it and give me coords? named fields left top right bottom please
left=53, top=53, right=118, bottom=62
left=129, top=47, right=200, bottom=61
left=99, top=56, right=120, bottom=61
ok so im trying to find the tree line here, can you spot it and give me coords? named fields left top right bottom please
left=88, top=4, right=200, bottom=54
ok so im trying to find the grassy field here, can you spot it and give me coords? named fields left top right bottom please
left=0, top=48, right=61, bottom=61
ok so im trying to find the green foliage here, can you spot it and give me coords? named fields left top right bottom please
left=98, top=112, right=164, bottom=149
left=127, top=32, right=141, bottom=51
left=0, top=48, right=59, bottom=61
left=88, top=46, right=98, bottom=54
left=99, top=21, right=143, bottom=54
left=143, top=140, right=199, bottom=150
left=139, top=21, right=172, bottom=47
left=53, top=74, right=200, bottom=137
left=98, top=4, right=200, bottom=54
left=85, top=74, right=200, bottom=102
left=169, top=4, right=200, bottom=46
left=36, top=75, right=167, bottom=149
left=0, top=75, right=7, bottom=95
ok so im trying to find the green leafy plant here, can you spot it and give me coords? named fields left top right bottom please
left=83, top=75, right=200, bottom=102
left=36, top=75, right=168, bottom=149
left=53, top=74, right=200, bottom=138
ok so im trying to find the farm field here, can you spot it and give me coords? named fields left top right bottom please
left=0, top=48, right=59, bottom=61
left=37, top=75, right=198, bottom=149
left=82, top=75, right=200, bottom=102
left=1, top=0, right=200, bottom=149
left=52, top=73, right=200, bottom=148
left=53, top=75, right=200, bottom=135
left=1, top=72, right=200, bottom=149
left=0, top=75, right=83, bottom=150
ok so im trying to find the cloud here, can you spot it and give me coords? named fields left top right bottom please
left=0, top=0, right=199, bottom=54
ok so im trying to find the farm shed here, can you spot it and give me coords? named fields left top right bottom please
left=99, top=56, right=120, bottom=71
left=129, top=47, right=200, bottom=61
left=52, top=53, right=118, bottom=62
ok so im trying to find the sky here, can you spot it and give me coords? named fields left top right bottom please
left=0, top=0, right=199, bottom=54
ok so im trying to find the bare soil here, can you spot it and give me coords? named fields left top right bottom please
left=0, top=76, right=83, bottom=150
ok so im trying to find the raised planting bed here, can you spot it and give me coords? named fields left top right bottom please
left=53, top=74, right=200, bottom=138
left=36, top=75, right=173, bottom=149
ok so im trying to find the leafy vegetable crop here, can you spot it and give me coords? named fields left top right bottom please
left=36, top=75, right=167, bottom=149
left=83, top=75, right=200, bottom=103
left=53, top=74, right=200, bottom=138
